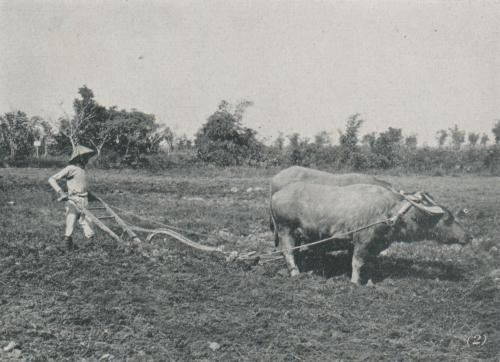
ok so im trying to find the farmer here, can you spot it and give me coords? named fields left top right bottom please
left=48, top=145, right=96, bottom=250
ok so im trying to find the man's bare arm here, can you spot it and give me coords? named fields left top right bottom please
left=48, top=176, right=68, bottom=201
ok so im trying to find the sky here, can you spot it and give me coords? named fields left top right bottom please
left=1, top=0, right=499, bottom=145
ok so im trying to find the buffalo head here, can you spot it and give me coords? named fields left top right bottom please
left=397, top=193, right=472, bottom=245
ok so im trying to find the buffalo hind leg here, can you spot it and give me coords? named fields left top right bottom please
left=280, top=229, right=300, bottom=277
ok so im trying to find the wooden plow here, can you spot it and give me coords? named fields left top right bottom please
left=76, top=195, right=260, bottom=263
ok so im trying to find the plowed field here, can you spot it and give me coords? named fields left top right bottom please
left=1, top=168, right=498, bottom=361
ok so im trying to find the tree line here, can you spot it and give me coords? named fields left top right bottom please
left=1, top=85, right=500, bottom=173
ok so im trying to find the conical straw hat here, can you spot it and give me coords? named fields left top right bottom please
left=70, top=145, right=96, bottom=162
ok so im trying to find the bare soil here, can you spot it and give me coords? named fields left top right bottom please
left=0, top=168, right=498, bottom=361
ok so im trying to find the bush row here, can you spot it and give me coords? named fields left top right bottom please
left=2, top=145, right=499, bottom=175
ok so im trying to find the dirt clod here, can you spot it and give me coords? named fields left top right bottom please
left=3, top=341, right=18, bottom=352
left=208, top=342, right=221, bottom=351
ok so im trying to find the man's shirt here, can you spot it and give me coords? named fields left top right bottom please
left=51, top=165, right=88, bottom=197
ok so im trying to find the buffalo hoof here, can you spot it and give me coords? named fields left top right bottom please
left=290, top=268, right=300, bottom=277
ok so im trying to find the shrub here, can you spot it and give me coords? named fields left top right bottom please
left=195, top=105, right=263, bottom=166
left=2, top=156, right=67, bottom=169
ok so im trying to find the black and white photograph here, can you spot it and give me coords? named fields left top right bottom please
left=1, top=0, right=499, bottom=360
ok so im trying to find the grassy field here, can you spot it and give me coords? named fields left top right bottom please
left=1, top=167, right=499, bottom=361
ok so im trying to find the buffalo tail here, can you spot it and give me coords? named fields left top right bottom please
left=269, top=184, right=279, bottom=247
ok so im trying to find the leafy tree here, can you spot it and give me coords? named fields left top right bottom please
left=284, top=134, right=324, bottom=166
left=58, top=86, right=116, bottom=158
left=73, top=86, right=116, bottom=158
left=436, top=129, right=448, bottom=148
left=372, top=127, right=403, bottom=168
left=467, top=132, right=480, bottom=147
left=480, top=133, right=489, bottom=146
left=51, top=126, right=73, bottom=155
left=194, top=100, right=262, bottom=166
left=56, top=86, right=166, bottom=165
left=266, top=133, right=286, bottom=165
left=59, top=85, right=99, bottom=150
left=448, top=124, right=465, bottom=150
left=286, top=133, right=302, bottom=165
left=339, top=114, right=363, bottom=151
left=274, top=132, right=285, bottom=151
left=83, top=106, right=115, bottom=158
left=162, top=127, right=175, bottom=151
left=484, top=145, right=500, bottom=172
left=362, top=132, right=376, bottom=150
left=109, top=109, right=163, bottom=165
left=405, top=134, right=418, bottom=149
left=233, top=100, right=254, bottom=121
left=176, top=134, right=192, bottom=150
left=493, top=120, right=500, bottom=144
left=338, top=114, right=364, bottom=167
left=314, top=131, right=331, bottom=147
left=0, top=111, right=35, bottom=158
left=30, top=116, right=54, bottom=157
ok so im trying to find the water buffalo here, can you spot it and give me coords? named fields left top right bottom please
left=269, top=166, right=392, bottom=245
left=270, top=166, right=392, bottom=195
left=270, top=182, right=471, bottom=284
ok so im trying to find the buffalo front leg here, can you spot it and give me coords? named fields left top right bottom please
left=280, top=229, right=300, bottom=277
left=350, top=246, right=367, bottom=285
